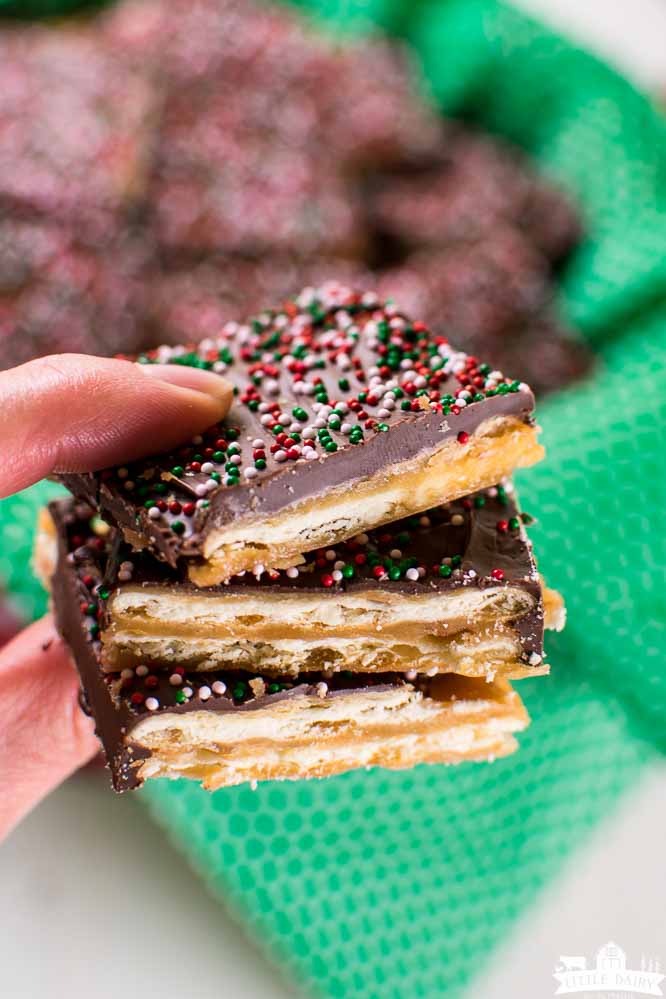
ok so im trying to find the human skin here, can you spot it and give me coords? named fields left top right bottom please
left=0, top=354, right=232, bottom=839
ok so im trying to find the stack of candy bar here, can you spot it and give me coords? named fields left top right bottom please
left=38, top=282, right=564, bottom=791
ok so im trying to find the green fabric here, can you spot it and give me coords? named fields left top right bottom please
left=1, top=2, right=666, bottom=997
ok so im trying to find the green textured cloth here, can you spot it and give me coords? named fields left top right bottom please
left=2, top=2, right=666, bottom=997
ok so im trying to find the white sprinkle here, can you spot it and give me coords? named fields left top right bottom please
left=250, top=780, right=258, bottom=791
left=195, top=484, right=208, bottom=497
left=230, top=455, right=241, bottom=465
left=260, top=414, right=274, bottom=426
left=529, top=653, right=543, bottom=666
left=118, top=570, right=132, bottom=582
left=389, top=548, right=402, bottom=559
left=451, top=514, right=464, bottom=526
left=313, top=418, right=327, bottom=430
left=274, top=450, right=287, bottom=463
left=325, top=550, right=336, bottom=561
left=244, top=467, right=258, bottom=479
left=341, top=422, right=353, bottom=435
left=212, top=681, right=227, bottom=695
left=356, top=533, right=369, bottom=545
left=467, top=569, right=477, bottom=579
left=304, top=448, right=318, bottom=461
left=120, top=669, right=134, bottom=680
left=377, top=408, right=391, bottom=419
left=199, top=686, right=212, bottom=701
left=196, top=499, right=208, bottom=509
left=147, top=506, right=161, bottom=519
left=334, top=560, right=345, bottom=571
left=302, top=426, right=316, bottom=439
left=135, top=665, right=149, bottom=677
left=332, top=570, right=343, bottom=582
left=405, top=669, right=417, bottom=681
left=252, top=439, right=265, bottom=449
left=316, top=682, right=329, bottom=699
left=145, top=697, right=159, bottom=711
left=406, top=568, right=419, bottom=581
left=120, top=561, right=134, bottom=571
left=487, top=487, right=498, bottom=498
left=169, top=673, right=182, bottom=686
left=286, top=566, right=300, bottom=578
left=182, top=686, right=193, bottom=698
left=201, top=462, right=215, bottom=474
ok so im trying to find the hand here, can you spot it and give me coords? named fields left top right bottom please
left=0, top=354, right=232, bottom=839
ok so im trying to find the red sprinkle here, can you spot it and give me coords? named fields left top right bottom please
left=491, top=568, right=505, bottom=581
left=496, top=520, right=509, bottom=533
left=457, top=431, right=469, bottom=445
left=321, top=574, right=334, bottom=587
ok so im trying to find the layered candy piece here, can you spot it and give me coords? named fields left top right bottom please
left=59, top=283, right=544, bottom=585
left=40, top=501, right=528, bottom=791
left=39, top=485, right=564, bottom=687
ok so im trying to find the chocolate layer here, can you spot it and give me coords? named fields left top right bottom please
left=57, top=283, right=536, bottom=569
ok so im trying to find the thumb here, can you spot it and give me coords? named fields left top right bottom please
left=0, top=616, right=98, bottom=840
left=0, top=353, right=233, bottom=497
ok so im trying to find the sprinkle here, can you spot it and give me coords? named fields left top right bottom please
left=147, top=506, right=161, bottom=519
left=212, top=681, right=227, bottom=696
left=169, top=673, right=183, bottom=686
left=145, top=697, right=159, bottom=711
left=316, top=682, right=329, bottom=699
left=199, top=686, right=212, bottom=701
left=135, top=665, right=149, bottom=677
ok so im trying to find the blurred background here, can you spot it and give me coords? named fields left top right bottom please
left=1, top=0, right=665, bottom=996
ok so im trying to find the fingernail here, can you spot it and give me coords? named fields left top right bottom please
left=136, top=362, right=232, bottom=407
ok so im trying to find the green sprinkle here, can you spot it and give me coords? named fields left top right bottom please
left=438, top=565, right=452, bottom=579
left=171, top=466, right=184, bottom=477
left=292, top=407, right=308, bottom=421
left=171, top=520, right=185, bottom=534
left=175, top=690, right=187, bottom=704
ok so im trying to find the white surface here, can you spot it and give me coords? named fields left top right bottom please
left=3, top=5, right=666, bottom=999
left=2, top=764, right=665, bottom=999
left=2, top=775, right=298, bottom=999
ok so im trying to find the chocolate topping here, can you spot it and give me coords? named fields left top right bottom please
left=58, top=282, right=536, bottom=568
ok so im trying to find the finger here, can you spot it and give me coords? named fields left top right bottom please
left=0, top=354, right=233, bottom=497
left=0, top=616, right=98, bottom=840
